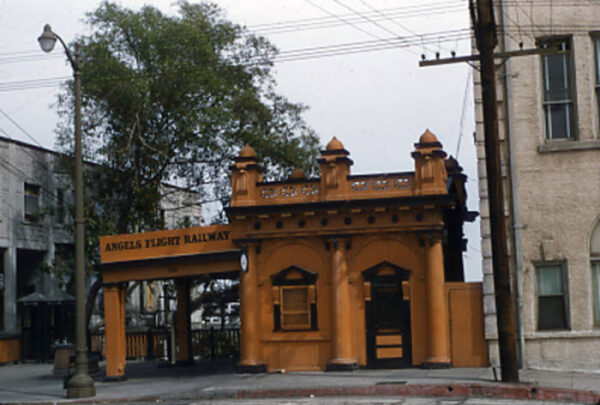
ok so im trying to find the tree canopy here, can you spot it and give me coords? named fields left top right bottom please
left=56, top=0, right=320, bottom=235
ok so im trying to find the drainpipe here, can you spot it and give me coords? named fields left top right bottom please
left=498, top=0, right=526, bottom=368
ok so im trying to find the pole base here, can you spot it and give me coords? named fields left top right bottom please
left=66, top=372, right=96, bottom=398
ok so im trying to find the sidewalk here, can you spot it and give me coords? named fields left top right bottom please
left=0, top=360, right=599, bottom=404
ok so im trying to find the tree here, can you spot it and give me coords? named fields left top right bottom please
left=53, top=1, right=320, bottom=331
left=56, top=0, right=320, bottom=233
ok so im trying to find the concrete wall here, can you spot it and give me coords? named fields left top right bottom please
left=0, top=136, right=201, bottom=334
left=474, top=1, right=600, bottom=371
left=0, top=137, right=71, bottom=333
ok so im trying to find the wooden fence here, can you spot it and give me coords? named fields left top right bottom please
left=90, top=327, right=239, bottom=361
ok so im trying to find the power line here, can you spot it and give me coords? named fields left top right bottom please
left=455, top=69, right=472, bottom=159
left=252, top=2, right=465, bottom=35
left=0, top=108, right=43, bottom=146
left=332, top=0, right=404, bottom=38
left=304, top=0, right=396, bottom=44
left=250, top=0, right=463, bottom=30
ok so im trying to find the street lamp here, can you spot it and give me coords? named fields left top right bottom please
left=38, top=24, right=95, bottom=398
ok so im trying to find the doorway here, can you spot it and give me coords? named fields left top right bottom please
left=364, top=262, right=411, bottom=368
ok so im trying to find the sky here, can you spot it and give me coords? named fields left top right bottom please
left=0, top=0, right=481, bottom=280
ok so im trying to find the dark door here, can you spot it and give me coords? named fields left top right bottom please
left=366, top=272, right=411, bottom=368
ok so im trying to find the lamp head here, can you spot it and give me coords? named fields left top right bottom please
left=38, top=24, right=57, bottom=53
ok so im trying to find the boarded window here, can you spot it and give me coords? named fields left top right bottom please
left=536, top=264, right=568, bottom=330
left=271, top=266, right=317, bottom=331
left=24, top=183, right=40, bottom=223
left=280, top=286, right=310, bottom=330
left=55, top=188, right=65, bottom=224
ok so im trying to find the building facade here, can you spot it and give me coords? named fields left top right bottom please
left=0, top=136, right=200, bottom=342
left=98, top=132, right=487, bottom=378
left=474, top=0, right=600, bottom=371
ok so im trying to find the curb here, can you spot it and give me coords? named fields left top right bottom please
left=2, top=383, right=599, bottom=405
left=234, top=383, right=600, bottom=404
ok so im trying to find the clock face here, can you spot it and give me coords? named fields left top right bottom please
left=240, top=253, right=248, bottom=272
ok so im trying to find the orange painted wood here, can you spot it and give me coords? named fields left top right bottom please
left=447, top=282, right=489, bottom=367
left=104, top=284, right=126, bottom=377
left=0, top=338, right=20, bottom=363
left=376, top=334, right=403, bottom=346
left=377, top=347, right=403, bottom=359
left=100, top=224, right=235, bottom=264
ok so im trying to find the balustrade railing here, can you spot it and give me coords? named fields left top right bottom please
left=254, top=173, right=414, bottom=205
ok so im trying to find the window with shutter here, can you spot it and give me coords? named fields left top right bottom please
left=271, top=266, right=317, bottom=331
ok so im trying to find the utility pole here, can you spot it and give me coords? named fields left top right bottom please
left=472, top=0, right=519, bottom=382
left=419, top=0, right=521, bottom=382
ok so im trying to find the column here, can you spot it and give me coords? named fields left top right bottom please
left=104, top=284, right=127, bottom=380
left=326, top=238, right=357, bottom=371
left=2, top=247, right=17, bottom=333
left=238, top=243, right=266, bottom=372
left=423, top=236, right=451, bottom=367
left=175, top=279, right=192, bottom=363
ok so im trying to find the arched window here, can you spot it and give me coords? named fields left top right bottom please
left=271, top=266, right=317, bottom=331
left=590, top=221, right=600, bottom=326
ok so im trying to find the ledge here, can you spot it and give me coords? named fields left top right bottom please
left=524, top=330, right=600, bottom=340
left=538, top=140, right=600, bottom=153
left=262, top=334, right=330, bottom=343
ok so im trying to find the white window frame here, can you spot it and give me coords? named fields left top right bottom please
left=535, top=262, right=570, bottom=331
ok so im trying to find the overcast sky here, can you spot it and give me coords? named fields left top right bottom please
left=0, top=0, right=481, bottom=280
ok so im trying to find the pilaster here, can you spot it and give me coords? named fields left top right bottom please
left=326, top=237, right=358, bottom=371
left=423, top=234, right=451, bottom=368
left=238, top=243, right=266, bottom=372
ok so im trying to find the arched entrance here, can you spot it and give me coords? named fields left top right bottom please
left=363, top=262, right=411, bottom=368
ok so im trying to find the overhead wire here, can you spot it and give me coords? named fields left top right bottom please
left=251, top=1, right=465, bottom=35
left=328, top=0, right=420, bottom=56
left=355, top=0, right=440, bottom=55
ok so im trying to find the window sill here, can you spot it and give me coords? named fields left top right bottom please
left=524, top=330, right=600, bottom=340
left=538, top=140, right=600, bottom=153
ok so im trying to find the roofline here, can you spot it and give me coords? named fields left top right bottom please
left=0, top=135, right=196, bottom=194
left=0, top=135, right=59, bottom=156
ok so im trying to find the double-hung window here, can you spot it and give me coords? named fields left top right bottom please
left=594, top=36, right=600, bottom=127
left=592, top=262, right=600, bottom=327
left=590, top=220, right=600, bottom=327
left=536, top=263, right=569, bottom=330
left=540, top=38, right=575, bottom=140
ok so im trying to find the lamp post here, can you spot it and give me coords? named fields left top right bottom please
left=38, top=24, right=96, bottom=398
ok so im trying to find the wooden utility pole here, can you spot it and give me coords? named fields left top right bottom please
left=420, top=0, right=520, bottom=382
left=472, top=0, right=519, bottom=382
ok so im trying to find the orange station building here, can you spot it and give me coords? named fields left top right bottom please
left=99, top=130, right=488, bottom=378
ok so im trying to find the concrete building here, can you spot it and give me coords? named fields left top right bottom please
left=474, top=1, right=600, bottom=371
left=0, top=136, right=200, bottom=338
